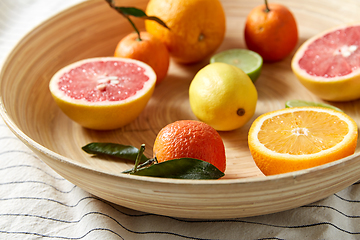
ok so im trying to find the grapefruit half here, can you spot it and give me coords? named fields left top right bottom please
left=49, top=57, right=156, bottom=130
left=291, top=23, right=360, bottom=102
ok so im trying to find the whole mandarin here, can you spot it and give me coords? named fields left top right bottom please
left=153, top=120, right=226, bottom=172
left=244, top=2, right=298, bottom=62
left=114, top=31, right=170, bottom=84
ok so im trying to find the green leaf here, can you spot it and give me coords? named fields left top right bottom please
left=117, top=7, right=147, bottom=17
left=105, top=1, right=170, bottom=41
left=82, top=142, right=148, bottom=163
left=141, top=16, right=170, bottom=30
left=104, top=0, right=112, bottom=6
left=285, top=100, right=344, bottom=112
left=116, top=7, right=170, bottom=30
left=110, top=5, right=170, bottom=30
left=128, top=158, right=225, bottom=179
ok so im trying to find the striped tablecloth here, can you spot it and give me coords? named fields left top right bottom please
left=1, top=0, right=360, bottom=239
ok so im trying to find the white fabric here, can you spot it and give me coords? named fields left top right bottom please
left=1, top=0, right=360, bottom=239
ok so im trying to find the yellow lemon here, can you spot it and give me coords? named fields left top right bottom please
left=189, top=62, right=257, bottom=131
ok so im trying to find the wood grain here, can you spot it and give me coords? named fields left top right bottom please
left=1, top=0, right=360, bottom=219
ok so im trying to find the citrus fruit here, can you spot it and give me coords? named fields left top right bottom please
left=153, top=120, right=226, bottom=172
left=145, top=0, right=226, bottom=64
left=49, top=57, right=156, bottom=130
left=210, top=49, right=263, bottom=82
left=285, top=100, right=343, bottom=112
left=114, top=31, right=170, bottom=85
left=244, top=1, right=298, bottom=62
left=291, top=23, right=360, bottom=102
left=189, top=62, right=257, bottom=131
left=248, top=107, right=358, bottom=175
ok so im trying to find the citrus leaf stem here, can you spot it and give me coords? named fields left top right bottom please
left=122, top=158, right=157, bottom=174
left=124, top=14, right=142, bottom=41
left=133, top=144, right=146, bottom=173
left=264, top=0, right=270, bottom=12
left=105, top=0, right=170, bottom=41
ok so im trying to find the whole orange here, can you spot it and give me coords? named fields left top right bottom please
left=145, top=0, right=226, bottom=64
left=153, top=120, right=226, bottom=172
left=114, top=31, right=170, bottom=84
left=244, top=2, right=298, bottom=62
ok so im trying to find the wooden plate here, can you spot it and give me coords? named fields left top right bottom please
left=1, top=0, right=360, bottom=219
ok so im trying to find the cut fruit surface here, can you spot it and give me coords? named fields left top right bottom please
left=49, top=57, right=156, bottom=130
left=248, top=107, right=358, bottom=175
left=210, top=49, right=263, bottom=82
left=291, top=23, right=360, bottom=101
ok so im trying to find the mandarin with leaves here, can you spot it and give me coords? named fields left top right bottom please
left=106, top=2, right=170, bottom=84
left=153, top=120, right=226, bottom=173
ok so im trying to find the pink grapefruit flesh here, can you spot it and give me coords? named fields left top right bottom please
left=292, top=23, right=360, bottom=102
left=58, top=61, right=150, bottom=102
left=49, top=57, right=156, bottom=130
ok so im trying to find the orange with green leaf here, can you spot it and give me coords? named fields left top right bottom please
left=153, top=120, right=226, bottom=173
left=106, top=1, right=170, bottom=84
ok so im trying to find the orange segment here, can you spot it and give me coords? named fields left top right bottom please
left=248, top=107, right=358, bottom=175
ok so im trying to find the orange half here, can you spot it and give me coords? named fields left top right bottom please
left=248, top=107, right=358, bottom=175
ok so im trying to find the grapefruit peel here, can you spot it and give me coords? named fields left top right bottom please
left=291, top=23, right=360, bottom=102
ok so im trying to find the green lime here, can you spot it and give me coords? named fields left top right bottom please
left=210, top=49, right=263, bottom=82
left=285, top=100, right=344, bottom=112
